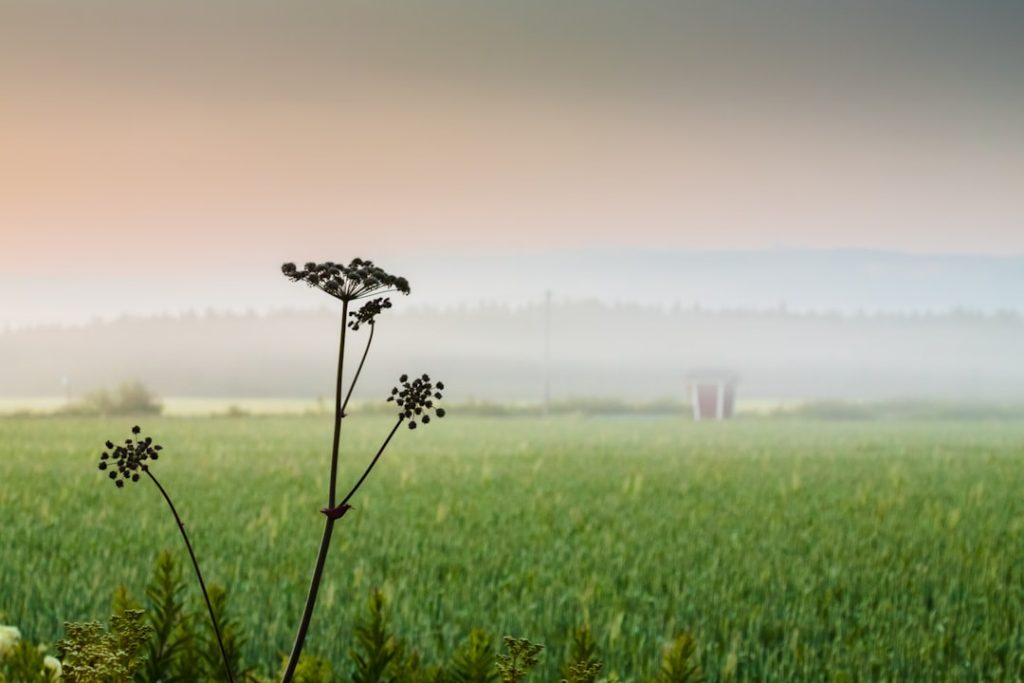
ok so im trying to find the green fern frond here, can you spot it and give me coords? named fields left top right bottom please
left=140, top=550, right=190, bottom=683
left=390, top=642, right=445, bottom=683
left=651, top=633, right=704, bottom=683
left=288, top=653, right=338, bottom=683
left=569, top=624, right=597, bottom=667
left=171, top=616, right=203, bottom=683
left=561, top=624, right=600, bottom=683
left=199, top=583, right=249, bottom=682
left=450, top=629, right=498, bottom=683
left=110, top=584, right=141, bottom=618
left=350, top=591, right=399, bottom=683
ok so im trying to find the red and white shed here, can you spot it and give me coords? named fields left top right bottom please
left=687, top=371, right=738, bottom=421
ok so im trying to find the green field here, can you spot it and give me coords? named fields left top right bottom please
left=2, top=416, right=1024, bottom=681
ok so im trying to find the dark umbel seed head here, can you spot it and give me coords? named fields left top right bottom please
left=348, top=297, right=393, bottom=330
left=386, top=373, right=447, bottom=429
left=99, top=425, right=163, bottom=487
left=281, top=259, right=410, bottom=302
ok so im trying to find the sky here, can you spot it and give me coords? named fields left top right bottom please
left=2, top=0, right=1023, bottom=324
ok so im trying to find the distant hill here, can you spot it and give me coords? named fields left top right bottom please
left=2, top=303, right=1022, bottom=402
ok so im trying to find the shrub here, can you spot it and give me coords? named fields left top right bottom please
left=58, top=610, right=151, bottom=683
left=65, top=381, right=163, bottom=417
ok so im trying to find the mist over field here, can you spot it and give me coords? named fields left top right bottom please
left=3, top=249, right=1022, bottom=404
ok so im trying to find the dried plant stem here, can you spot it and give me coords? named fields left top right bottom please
left=282, top=301, right=349, bottom=683
left=146, top=470, right=235, bottom=683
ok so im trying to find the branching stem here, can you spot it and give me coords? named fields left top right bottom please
left=338, top=418, right=403, bottom=508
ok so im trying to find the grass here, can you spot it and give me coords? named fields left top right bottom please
left=0, top=397, right=325, bottom=417
left=0, top=396, right=802, bottom=418
left=1, top=415, right=1024, bottom=681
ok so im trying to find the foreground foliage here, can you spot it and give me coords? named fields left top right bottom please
left=4, top=553, right=702, bottom=683
left=2, top=417, right=1024, bottom=681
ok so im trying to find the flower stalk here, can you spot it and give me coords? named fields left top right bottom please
left=279, top=259, right=444, bottom=683
left=95, top=258, right=446, bottom=683
left=97, top=427, right=235, bottom=683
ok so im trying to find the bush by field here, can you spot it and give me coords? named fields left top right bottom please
left=60, top=382, right=163, bottom=417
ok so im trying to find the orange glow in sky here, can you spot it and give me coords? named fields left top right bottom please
left=2, top=0, right=1023, bottom=279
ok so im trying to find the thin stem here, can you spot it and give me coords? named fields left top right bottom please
left=279, top=419, right=403, bottom=683
left=280, top=518, right=334, bottom=683
left=281, top=301, right=348, bottom=683
left=341, top=323, right=375, bottom=415
left=339, top=418, right=403, bottom=507
left=328, top=300, right=350, bottom=507
left=349, top=286, right=403, bottom=299
left=146, top=470, right=235, bottom=683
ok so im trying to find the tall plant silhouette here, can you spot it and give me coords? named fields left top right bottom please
left=97, top=425, right=236, bottom=683
left=280, top=259, right=446, bottom=683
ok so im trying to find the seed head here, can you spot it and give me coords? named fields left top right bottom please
left=282, top=259, right=410, bottom=302
left=348, top=297, right=393, bottom=330
left=386, top=373, right=447, bottom=429
left=98, top=426, right=163, bottom=487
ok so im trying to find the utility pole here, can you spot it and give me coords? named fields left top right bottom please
left=543, top=289, right=551, bottom=415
